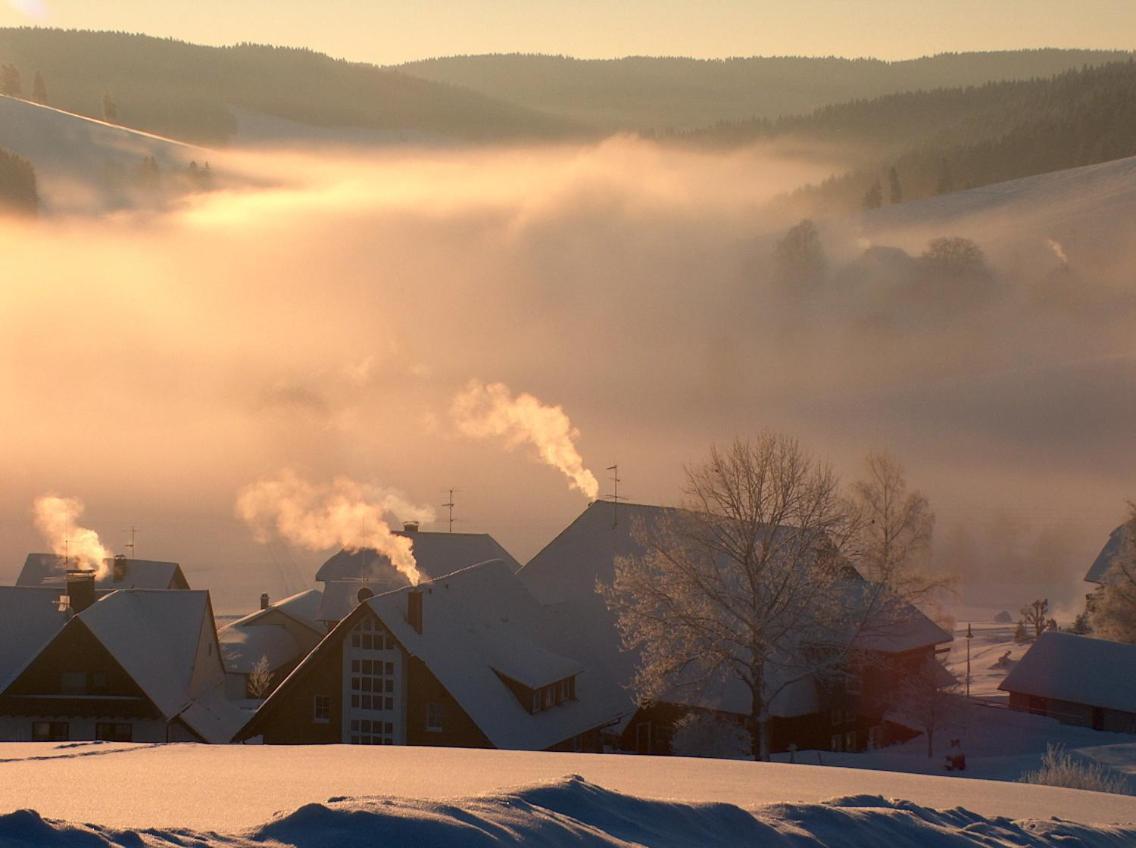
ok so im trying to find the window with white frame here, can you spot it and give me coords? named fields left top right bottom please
left=350, top=718, right=394, bottom=744
left=313, top=694, right=331, bottom=723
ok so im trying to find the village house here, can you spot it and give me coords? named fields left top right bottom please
left=18, top=553, right=190, bottom=592
left=999, top=631, right=1136, bottom=733
left=1084, top=523, right=1132, bottom=585
left=518, top=500, right=953, bottom=755
left=0, top=571, right=242, bottom=743
left=314, top=523, right=521, bottom=628
left=219, top=589, right=325, bottom=700
left=238, top=559, right=628, bottom=750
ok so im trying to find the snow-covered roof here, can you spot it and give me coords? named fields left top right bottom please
left=316, top=531, right=521, bottom=583
left=76, top=589, right=239, bottom=742
left=364, top=560, right=626, bottom=750
left=317, top=576, right=408, bottom=624
left=220, top=624, right=304, bottom=675
left=248, top=560, right=629, bottom=749
left=519, top=501, right=949, bottom=718
left=0, top=587, right=70, bottom=691
left=223, top=589, right=323, bottom=633
left=1085, top=524, right=1132, bottom=584
left=999, top=631, right=1136, bottom=714
left=17, top=553, right=188, bottom=591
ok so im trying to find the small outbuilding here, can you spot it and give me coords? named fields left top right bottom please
left=999, top=631, right=1136, bottom=733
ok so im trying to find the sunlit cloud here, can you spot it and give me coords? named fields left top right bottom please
left=7, top=0, right=48, bottom=20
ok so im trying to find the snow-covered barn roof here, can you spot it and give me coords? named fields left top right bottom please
left=519, top=500, right=950, bottom=719
left=0, top=587, right=70, bottom=691
left=1085, top=524, right=1132, bottom=584
left=999, top=631, right=1136, bottom=714
left=17, top=553, right=189, bottom=591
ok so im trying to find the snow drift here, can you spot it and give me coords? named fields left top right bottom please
left=1, top=775, right=1134, bottom=847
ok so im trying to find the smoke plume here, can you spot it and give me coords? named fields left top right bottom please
left=32, top=495, right=111, bottom=577
left=235, top=470, right=434, bottom=585
left=451, top=380, right=600, bottom=499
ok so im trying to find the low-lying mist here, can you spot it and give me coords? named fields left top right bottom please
left=1, top=136, right=1132, bottom=612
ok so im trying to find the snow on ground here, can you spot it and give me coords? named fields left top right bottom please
left=1, top=743, right=1135, bottom=838
left=790, top=618, right=1136, bottom=792
left=3, top=774, right=1136, bottom=848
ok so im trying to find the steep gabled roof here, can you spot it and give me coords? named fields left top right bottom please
left=1086, top=524, right=1132, bottom=584
left=0, top=587, right=70, bottom=691
left=999, top=631, right=1136, bottom=714
left=77, top=589, right=240, bottom=741
left=18, top=554, right=189, bottom=591
left=244, top=560, right=628, bottom=749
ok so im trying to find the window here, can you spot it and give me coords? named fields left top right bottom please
left=349, top=659, right=396, bottom=712
left=91, top=672, right=108, bottom=692
left=349, top=718, right=394, bottom=745
left=313, top=695, right=332, bottom=723
left=60, top=671, right=87, bottom=694
left=426, top=702, right=445, bottom=732
left=32, top=721, right=68, bottom=742
left=844, top=730, right=858, bottom=751
left=349, top=617, right=396, bottom=651
left=95, top=722, right=132, bottom=742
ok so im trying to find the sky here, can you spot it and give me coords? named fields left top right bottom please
left=2, top=0, right=1135, bottom=64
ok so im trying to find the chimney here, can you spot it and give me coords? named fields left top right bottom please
left=260, top=592, right=270, bottom=611
left=65, top=570, right=96, bottom=614
left=402, top=520, right=419, bottom=534
left=112, top=554, right=127, bottom=582
left=407, top=589, right=423, bottom=634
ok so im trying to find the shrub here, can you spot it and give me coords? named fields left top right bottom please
left=1020, top=745, right=1131, bottom=795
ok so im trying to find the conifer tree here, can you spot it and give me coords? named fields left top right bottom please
left=32, top=71, right=47, bottom=104
left=888, top=166, right=903, bottom=204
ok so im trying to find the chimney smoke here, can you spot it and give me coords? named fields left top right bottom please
left=33, top=495, right=111, bottom=578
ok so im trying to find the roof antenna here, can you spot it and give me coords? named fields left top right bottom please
left=442, top=488, right=457, bottom=533
left=125, top=526, right=137, bottom=559
left=606, top=464, right=623, bottom=528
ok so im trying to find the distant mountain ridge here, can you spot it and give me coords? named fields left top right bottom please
left=0, top=28, right=575, bottom=145
left=394, top=50, right=1134, bottom=132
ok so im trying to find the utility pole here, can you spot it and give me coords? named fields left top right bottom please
left=965, top=623, right=973, bottom=698
left=441, top=489, right=456, bottom=533
left=606, top=464, right=623, bottom=528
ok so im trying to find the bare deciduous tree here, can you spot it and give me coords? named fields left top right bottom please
left=1091, top=503, right=1136, bottom=643
left=896, top=656, right=959, bottom=759
left=850, top=452, right=948, bottom=605
left=1020, top=598, right=1052, bottom=641
left=247, top=654, right=273, bottom=699
left=604, top=434, right=866, bottom=761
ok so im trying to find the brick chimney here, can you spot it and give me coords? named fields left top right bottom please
left=65, top=570, right=96, bottom=614
left=407, top=588, right=423, bottom=634
left=112, top=554, right=127, bottom=582
left=402, top=520, right=419, bottom=534
left=260, top=592, right=270, bottom=611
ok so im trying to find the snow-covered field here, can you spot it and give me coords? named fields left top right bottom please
left=1, top=743, right=1135, bottom=846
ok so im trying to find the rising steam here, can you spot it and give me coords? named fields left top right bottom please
left=451, top=380, right=600, bottom=499
left=235, top=470, right=434, bottom=585
left=32, top=495, right=111, bottom=577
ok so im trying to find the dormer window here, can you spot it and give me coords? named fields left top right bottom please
left=497, top=670, right=577, bottom=714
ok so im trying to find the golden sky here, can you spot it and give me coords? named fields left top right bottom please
left=2, top=0, right=1135, bottom=64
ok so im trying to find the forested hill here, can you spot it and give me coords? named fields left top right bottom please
left=0, top=29, right=574, bottom=145
left=0, top=146, right=36, bottom=215
left=730, top=60, right=1136, bottom=214
left=395, top=50, right=1133, bottom=133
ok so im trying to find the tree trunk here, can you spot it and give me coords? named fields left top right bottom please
left=750, top=665, right=769, bottom=761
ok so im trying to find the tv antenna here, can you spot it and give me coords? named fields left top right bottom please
left=606, top=464, right=624, bottom=528
left=125, top=527, right=137, bottom=559
left=442, top=488, right=457, bottom=533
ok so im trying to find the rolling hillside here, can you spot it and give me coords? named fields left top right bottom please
left=0, top=29, right=574, bottom=146
left=396, top=50, right=1133, bottom=132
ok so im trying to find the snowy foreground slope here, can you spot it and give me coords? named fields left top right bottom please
left=1, top=744, right=1135, bottom=847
